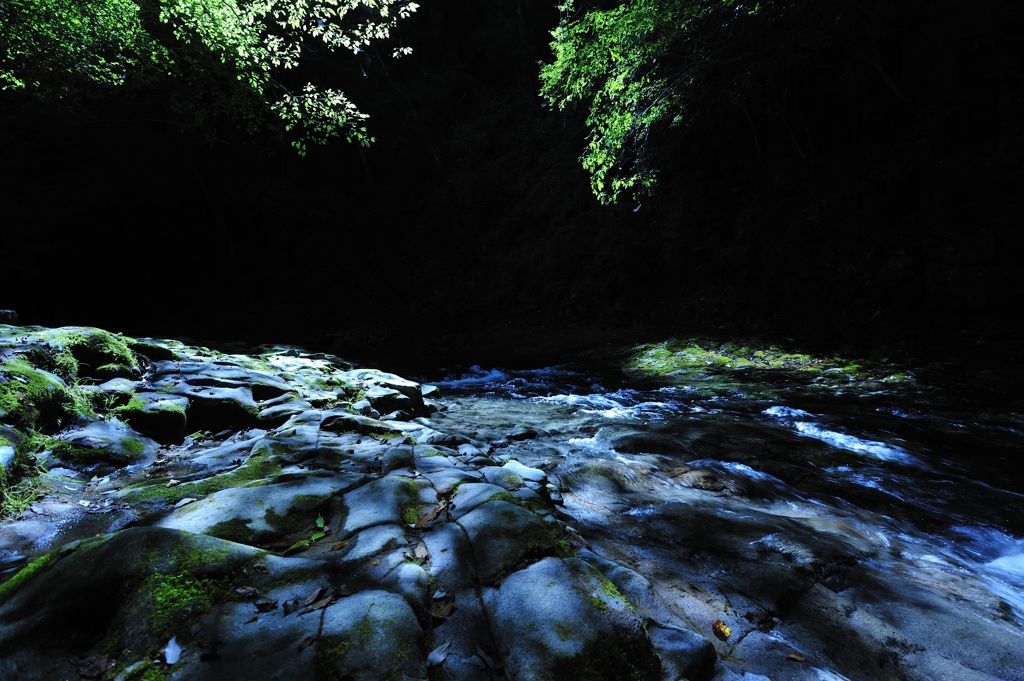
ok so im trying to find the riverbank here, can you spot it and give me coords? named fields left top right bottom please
left=3, top=322, right=1023, bottom=681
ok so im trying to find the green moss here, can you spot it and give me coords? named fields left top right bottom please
left=586, top=592, right=608, bottom=612
left=597, top=572, right=630, bottom=608
left=140, top=666, right=171, bottom=681
left=316, top=639, right=352, bottom=681
left=625, top=338, right=909, bottom=391
left=292, top=494, right=324, bottom=508
left=208, top=518, right=256, bottom=544
left=122, top=438, right=146, bottom=455
left=49, top=329, right=138, bottom=378
left=488, top=491, right=548, bottom=513
left=393, top=640, right=413, bottom=663
left=120, top=397, right=145, bottom=412
left=26, top=346, right=80, bottom=383
left=122, top=452, right=283, bottom=504
left=115, top=396, right=186, bottom=419
left=549, top=619, right=660, bottom=681
left=0, top=358, right=84, bottom=431
left=170, top=539, right=249, bottom=576
left=324, top=639, right=351, bottom=660
left=401, top=504, right=420, bottom=526
left=555, top=621, right=574, bottom=641
left=125, top=338, right=177, bottom=361
left=264, top=506, right=312, bottom=536
left=0, top=551, right=57, bottom=602
left=144, top=572, right=221, bottom=638
left=356, top=611, right=373, bottom=646
left=42, top=436, right=142, bottom=466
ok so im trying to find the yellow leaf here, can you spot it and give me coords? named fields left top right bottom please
left=712, top=619, right=731, bottom=642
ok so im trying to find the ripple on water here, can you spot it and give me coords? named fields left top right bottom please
left=763, top=404, right=918, bottom=465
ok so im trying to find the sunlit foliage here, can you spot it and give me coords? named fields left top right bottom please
left=0, top=0, right=418, bottom=153
left=540, top=0, right=776, bottom=204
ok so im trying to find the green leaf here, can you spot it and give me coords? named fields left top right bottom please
left=316, top=515, right=325, bottom=529
left=285, top=539, right=310, bottom=553
left=310, top=531, right=326, bottom=542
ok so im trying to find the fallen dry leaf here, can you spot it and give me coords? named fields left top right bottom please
left=430, top=595, right=455, bottom=619
left=415, top=507, right=439, bottom=528
left=71, top=655, right=109, bottom=679
left=252, top=563, right=269, bottom=574
left=255, top=600, right=279, bottom=613
left=298, top=636, right=317, bottom=651
left=712, top=619, right=732, bottom=642
left=244, top=613, right=259, bottom=624
left=786, top=653, right=807, bottom=663
left=414, top=545, right=429, bottom=561
left=235, top=586, right=260, bottom=598
left=300, top=593, right=335, bottom=615
left=304, top=587, right=324, bottom=606
left=330, top=541, right=348, bottom=551
left=426, top=640, right=452, bottom=667
left=166, top=479, right=181, bottom=488
left=283, top=599, right=302, bottom=615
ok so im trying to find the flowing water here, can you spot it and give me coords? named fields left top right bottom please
left=415, top=362, right=1024, bottom=680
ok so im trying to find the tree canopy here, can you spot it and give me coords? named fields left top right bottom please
left=539, top=0, right=954, bottom=205
left=0, top=0, right=418, bottom=153
left=540, top=0, right=820, bottom=204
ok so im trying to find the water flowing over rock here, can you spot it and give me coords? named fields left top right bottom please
left=2, top=324, right=1023, bottom=681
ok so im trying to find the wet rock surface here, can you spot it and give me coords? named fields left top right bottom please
left=2, top=325, right=1023, bottom=681
left=0, top=325, right=696, bottom=681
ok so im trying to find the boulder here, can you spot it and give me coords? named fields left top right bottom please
left=486, top=557, right=660, bottom=681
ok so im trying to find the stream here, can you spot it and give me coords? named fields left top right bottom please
left=3, top=330, right=1024, bottom=681
left=417, top=362, right=1024, bottom=680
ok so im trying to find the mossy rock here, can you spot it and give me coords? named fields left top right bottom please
left=0, top=528, right=266, bottom=656
left=487, top=557, right=659, bottom=681
left=0, top=359, right=83, bottom=432
left=317, top=590, right=426, bottom=681
left=114, top=394, right=189, bottom=445
left=45, top=328, right=140, bottom=381
left=458, top=500, right=557, bottom=583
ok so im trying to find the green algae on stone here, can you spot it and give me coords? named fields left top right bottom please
left=629, top=339, right=823, bottom=376
left=208, top=517, right=257, bottom=544
left=121, top=452, right=283, bottom=504
left=0, top=551, right=57, bottom=603
left=625, top=338, right=913, bottom=392
left=138, top=572, right=226, bottom=639
left=30, top=433, right=144, bottom=467
left=0, top=358, right=86, bottom=431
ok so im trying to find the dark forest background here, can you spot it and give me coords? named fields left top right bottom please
left=2, top=0, right=1021, bottom=368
